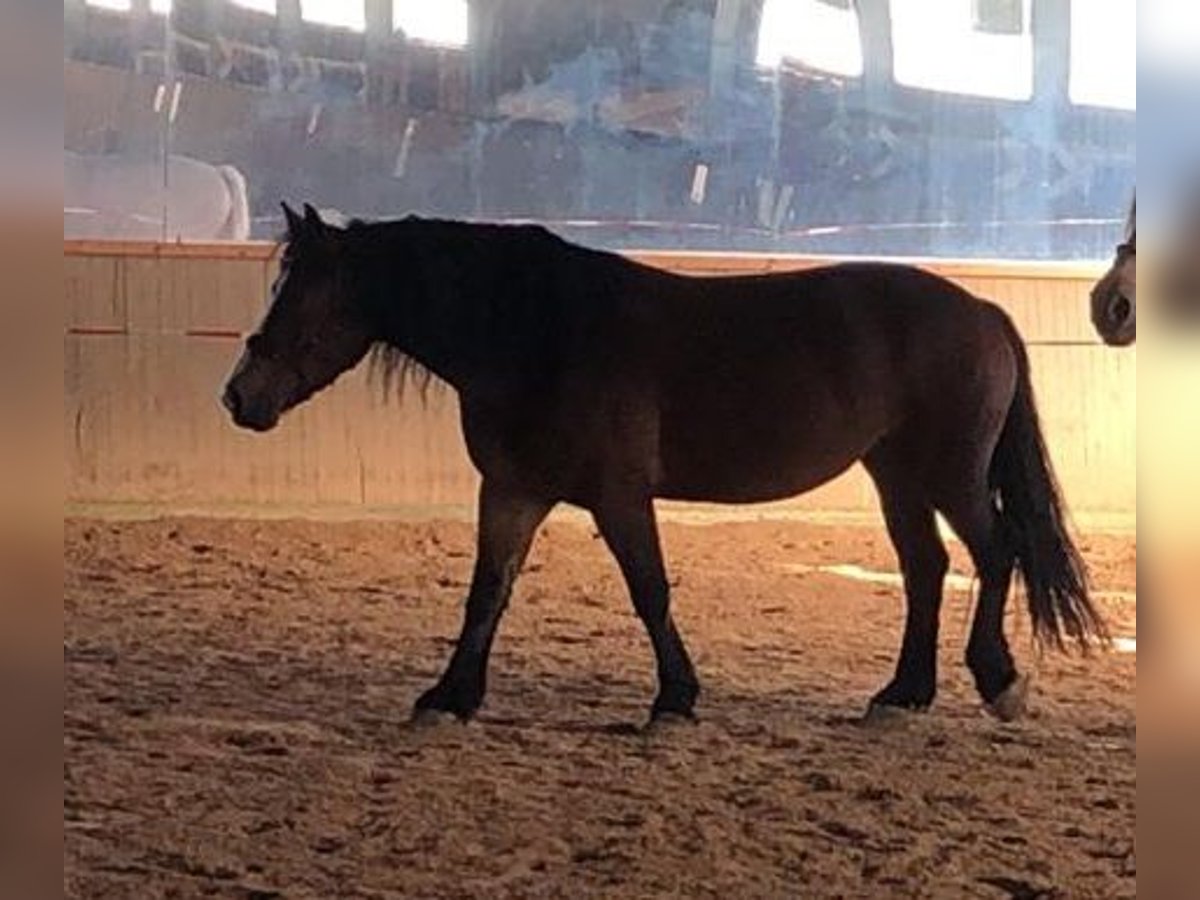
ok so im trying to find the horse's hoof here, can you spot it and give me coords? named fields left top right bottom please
left=985, top=673, right=1030, bottom=722
left=861, top=702, right=924, bottom=728
left=408, top=707, right=468, bottom=729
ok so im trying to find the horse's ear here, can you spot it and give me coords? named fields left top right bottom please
left=281, top=202, right=303, bottom=236
left=302, top=203, right=325, bottom=231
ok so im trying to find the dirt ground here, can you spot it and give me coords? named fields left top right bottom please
left=64, top=515, right=1136, bottom=899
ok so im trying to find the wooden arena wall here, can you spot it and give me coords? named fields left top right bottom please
left=64, top=241, right=1135, bottom=524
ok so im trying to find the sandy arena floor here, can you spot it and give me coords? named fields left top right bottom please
left=64, top=516, right=1136, bottom=898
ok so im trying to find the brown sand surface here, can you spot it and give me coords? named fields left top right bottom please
left=65, top=516, right=1135, bottom=899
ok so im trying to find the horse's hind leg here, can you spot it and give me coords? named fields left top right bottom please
left=591, top=496, right=700, bottom=721
left=936, top=488, right=1024, bottom=720
left=413, top=480, right=552, bottom=721
left=864, top=450, right=949, bottom=714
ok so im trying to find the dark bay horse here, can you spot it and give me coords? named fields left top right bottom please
left=1091, top=196, right=1136, bottom=346
left=223, top=203, right=1107, bottom=725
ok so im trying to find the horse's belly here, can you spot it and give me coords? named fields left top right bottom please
left=655, top=412, right=882, bottom=504
left=656, top=455, right=860, bottom=503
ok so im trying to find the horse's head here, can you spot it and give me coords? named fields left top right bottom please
left=222, top=203, right=376, bottom=431
left=1091, top=203, right=1136, bottom=347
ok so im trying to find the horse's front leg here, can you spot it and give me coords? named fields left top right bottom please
left=413, top=480, right=552, bottom=721
left=592, top=495, right=700, bottom=721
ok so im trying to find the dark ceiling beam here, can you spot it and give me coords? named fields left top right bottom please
left=857, top=0, right=894, bottom=104
left=1031, top=0, right=1070, bottom=109
left=364, top=0, right=393, bottom=43
left=708, top=0, right=759, bottom=99
left=467, top=0, right=502, bottom=112
left=275, top=0, right=301, bottom=55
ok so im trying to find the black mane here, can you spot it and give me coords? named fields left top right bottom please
left=368, top=343, right=438, bottom=404
left=336, top=217, right=614, bottom=404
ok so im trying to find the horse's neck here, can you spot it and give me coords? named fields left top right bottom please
left=369, top=224, right=504, bottom=391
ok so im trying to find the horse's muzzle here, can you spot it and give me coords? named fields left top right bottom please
left=222, top=382, right=280, bottom=432
left=1091, top=286, right=1136, bottom=347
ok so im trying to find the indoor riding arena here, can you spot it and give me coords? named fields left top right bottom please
left=65, top=1, right=1136, bottom=898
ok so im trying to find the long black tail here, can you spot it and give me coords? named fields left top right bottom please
left=990, top=314, right=1109, bottom=649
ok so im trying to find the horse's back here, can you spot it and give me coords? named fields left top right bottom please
left=645, top=261, right=997, bottom=408
left=638, top=262, right=1014, bottom=502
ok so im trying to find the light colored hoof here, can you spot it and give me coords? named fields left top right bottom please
left=408, top=708, right=466, bottom=729
left=986, top=673, right=1030, bottom=722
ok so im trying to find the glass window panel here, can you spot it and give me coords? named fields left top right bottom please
left=393, top=0, right=468, bottom=47
left=64, top=0, right=1135, bottom=258
left=1069, top=0, right=1136, bottom=110
left=231, top=0, right=277, bottom=14
left=301, top=0, right=365, bottom=32
left=892, top=0, right=1033, bottom=100
left=757, top=0, right=864, bottom=76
